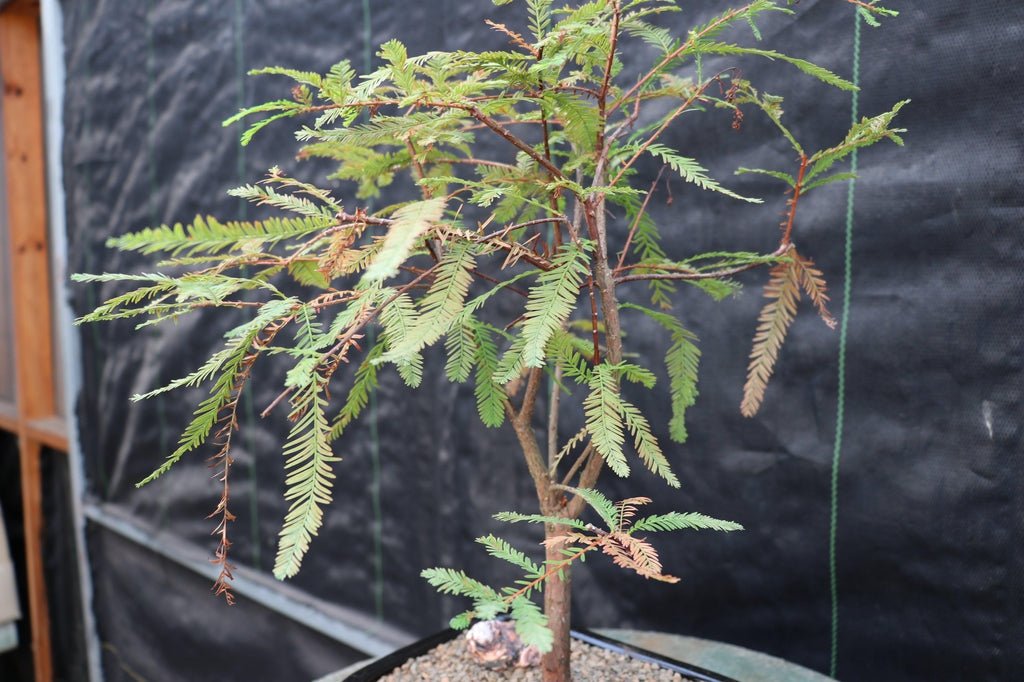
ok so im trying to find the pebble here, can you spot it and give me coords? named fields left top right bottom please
left=378, top=637, right=696, bottom=681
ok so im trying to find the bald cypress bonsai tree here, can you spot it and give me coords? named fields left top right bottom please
left=76, top=0, right=903, bottom=679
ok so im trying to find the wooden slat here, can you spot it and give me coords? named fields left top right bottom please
left=0, top=6, right=54, bottom=420
left=0, top=400, right=16, bottom=431
left=24, top=416, right=67, bottom=452
left=0, top=2, right=55, bottom=680
left=16, top=438, right=51, bottom=682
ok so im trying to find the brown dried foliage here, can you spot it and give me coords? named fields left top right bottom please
left=741, top=261, right=801, bottom=417
left=741, top=248, right=836, bottom=417
left=600, top=532, right=678, bottom=583
left=484, top=20, right=540, bottom=58
left=790, top=249, right=836, bottom=329
left=209, top=319, right=290, bottom=603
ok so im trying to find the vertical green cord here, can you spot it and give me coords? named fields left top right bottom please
left=234, top=0, right=248, bottom=223
left=145, top=1, right=170, bottom=465
left=362, top=0, right=385, bottom=621
left=233, top=0, right=262, bottom=571
left=829, top=9, right=861, bottom=678
left=81, top=0, right=108, bottom=499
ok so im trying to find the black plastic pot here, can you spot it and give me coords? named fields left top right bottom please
left=343, top=627, right=738, bottom=681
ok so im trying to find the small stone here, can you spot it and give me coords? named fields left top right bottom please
left=377, top=634, right=701, bottom=682
left=465, top=620, right=541, bottom=671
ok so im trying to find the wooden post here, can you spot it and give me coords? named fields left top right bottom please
left=1, top=1, right=57, bottom=680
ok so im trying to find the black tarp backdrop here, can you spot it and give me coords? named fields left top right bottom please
left=60, top=1, right=1023, bottom=680
left=0, top=436, right=88, bottom=682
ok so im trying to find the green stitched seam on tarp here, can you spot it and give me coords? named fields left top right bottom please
left=146, top=1, right=172, bottom=527
left=362, top=0, right=385, bottom=622
left=232, top=0, right=263, bottom=571
left=80, top=0, right=107, bottom=499
left=830, top=8, right=861, bottom=679
left=146, top=0, right=170, bottom=471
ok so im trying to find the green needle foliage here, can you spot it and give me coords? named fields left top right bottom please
left=75, top=1, right=905, bottom=678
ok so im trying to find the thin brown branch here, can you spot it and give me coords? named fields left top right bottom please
left=616, top=165, right=666, bottom=271
left=420, top=100, right=566, bottom=181
left=587, top=275, right=601, bottom=364
left=406, top=139, right=430, bottom=198
left=781, top=155, right=808, bottom=245
left=610, top=78, right=718, bottom=188
left=605, top=86, right=642, bottom=146
left=335, top=211, right=391, bottom=227
left=208, top=316, right=287, bottom=604
left=338, top=209, right=557, bottom=272
left=609, top=2, right=755, bottom=114
left=614, top=264, right=756, bottom=284
left=296, top=98, right=400, bottom=115
left=594, top=2, right=621, bottom=184
left=405, top=139, right=443, bottom=262
left=560, top=443, right=594, bottom=488
left=462, top=118, right=558, bottom=132
left=566, top=446, right=606, bottom=519
left=208, top=394, right=241, bottom=605
left=260, top=263, right=441, bottom=418
left=431, top=157, right=520, bottom=171
left=537, top=55, right=564, bottom=250
left=486, top=235, right=554, bottom=272
left=547, top=363, right=563, bottom=470
left=565, top=159, right=629, bottom=518
left=551, top=84, right=602, bottom=99
left=519, top=366, right=545, bottom=423
left=485, top=19, right=540, bottom=58
left=509, top=393, right=555, bottom=513
left=470, top=267, right=528, bottom=298
left=614, top=246, right=788, bottom=285
left=479, top=216, right=571, bottom=245
left=500, top=543, right=596, bottom=606
left=565, top=184, right=627, bottom=519
left=597, top=1, right=622, bottom=125
left=297, top=94, right=510, bottom=117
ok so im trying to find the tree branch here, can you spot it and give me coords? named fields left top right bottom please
left=616, top=165, right=666, bottom=270
left=560, top=442, right=593, bottom=488
left=781, top=155, right=808, bottom=245
left=547, top=363, right=563, bottom=470
left=420, top=100, right=566, bottom=181
left=259, top=263, right=441, bottom=418
left=595, top=1, right=622, bottom=156
left=520, top=366, right=545, bottom=423
left=614, top=245, right=789, bottom=284
left=609, top=2, right=755, bottom=114
left=566, top=174, right=626, bottom=519
left=508, top=395, right=555, bottom=514
left=610, top=78, right=717, bottom=188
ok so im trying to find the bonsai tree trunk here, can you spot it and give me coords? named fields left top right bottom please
left=533, top=194, right=622, bottom=682
left=542, top=522, right=573, bottom=682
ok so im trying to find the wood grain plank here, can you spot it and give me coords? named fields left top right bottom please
left=0, top=400, right=16, bottom=431
left=16, top=437, right=51, bottom=682
left=24, top=416, right=67, bottom=452
left=0, top=3, right=56, bottom=680
left=0, top=5, right=54, bottom=421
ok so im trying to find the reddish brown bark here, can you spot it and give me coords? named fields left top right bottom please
left=541, top=523, right=573, bottom=682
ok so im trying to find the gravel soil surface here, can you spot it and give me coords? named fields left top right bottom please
left=378, top=636, right=697, bottom=681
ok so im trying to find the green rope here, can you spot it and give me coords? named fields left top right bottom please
left=145, top=0, right=171, bottom=518
left=829, top=9, right=861, bottom=678
left=362, top=0, right=385, bottom=621
left=79, top=0, right=108, bottom=499
left=234, top=0, right=248, bottom=222
left=232, top=0, right=262, bottom=571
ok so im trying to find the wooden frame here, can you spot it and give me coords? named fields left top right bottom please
left=1, top=1, right=67, bottom=680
